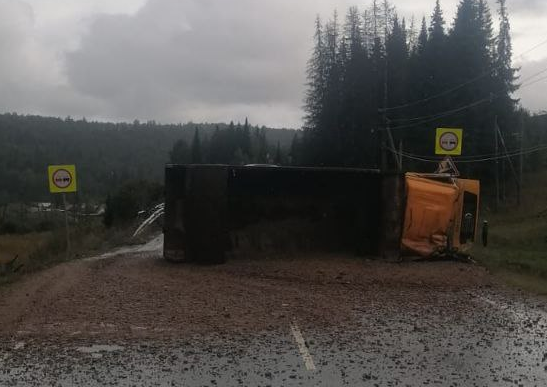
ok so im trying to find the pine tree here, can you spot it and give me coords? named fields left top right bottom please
left=242, top=117, right=252, bottom=156
left=407, top=16, right=417, bottom=52
left=495, top=0, right=518, bottom=112
left=417, top=17, right=428, bottom=55
left=447, top=0, right=497, bottom=164
left=304, top=16, right=326, bottom=131
left=290, top=133, right=300, bottom=166
left=424, top=0, right=448, bottom=104
left=169, top=139, right=190, bottom=164
left=386, top=16, right=409, bottom=110
left=274, top=141, right=282, bottom=165
left=191, top=127, right=202, bottom=164
left=429, top=0, right=446, bottom=43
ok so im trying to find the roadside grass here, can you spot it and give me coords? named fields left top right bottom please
left=475, top=245, right=547, bottom=294
left=0, top=232, right=51, bottom=279
left=0, top=219, right=149, bottom=286
left=474, top=172, right=547, bottom=294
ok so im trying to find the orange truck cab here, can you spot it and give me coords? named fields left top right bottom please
left=401, top=173, right=480, bottom=257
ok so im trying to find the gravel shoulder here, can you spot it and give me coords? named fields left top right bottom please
left=2, top=237, right=547, bottom=386
left=1, top=236, right=496, bottom=340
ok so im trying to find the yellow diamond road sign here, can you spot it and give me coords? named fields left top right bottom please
left=436, top=128, right=463, bottom=156
left=48, top=165, right=77, bottom=193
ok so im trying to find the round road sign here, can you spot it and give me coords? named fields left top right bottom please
left=439, top=131, right=459, bottom=152
left=52, top=169, right=73, bottom=189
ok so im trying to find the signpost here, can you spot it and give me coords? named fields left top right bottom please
left=435, top=128, right=463, bottom=156
left=48, top=165, right=77, bottom=259
left=435, top=128, right=463, bottom=176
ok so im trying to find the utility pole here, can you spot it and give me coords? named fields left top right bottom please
left=518, top=114, right=524, bottom=205
left=494, top=115, right=500, bottom=209
left=381, top=48, right=389, bottom=172
left=398, top=139, right=403, bottom=170
left=62, top=193, right=71, bottom=260
left=382, top=32, right=401, bottom=172
left=496, top=119, right=520, bottom=206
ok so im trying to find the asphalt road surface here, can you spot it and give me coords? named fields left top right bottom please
left=1, top=235, right=547, bottom=386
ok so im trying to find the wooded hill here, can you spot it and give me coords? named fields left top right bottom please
left=0, top=113, right=296, bottom=203
left=300, top=0, right=545, bottom=184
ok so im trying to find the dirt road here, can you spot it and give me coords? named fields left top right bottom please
left=1, top=235, right=547, bottom=386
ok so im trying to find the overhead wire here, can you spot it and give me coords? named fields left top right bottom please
left=387, top=143, right=547, bottom=164
left=521, top=74, right=547, bottom=89
left=385, top=97, right=491, bottom=131
left=379, top=37, right=547, bottom=113
left=384, top=63, right=547, bottom=129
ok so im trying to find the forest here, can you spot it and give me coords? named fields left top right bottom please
left=300, top=0, right=547, bottom=187
left=0, top=113, right=296, bottom=204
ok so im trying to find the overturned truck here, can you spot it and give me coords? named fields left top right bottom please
left=163, top=165, right=479, bottom=264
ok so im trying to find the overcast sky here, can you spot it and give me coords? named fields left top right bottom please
left=1, top=0, right=546, bottom=128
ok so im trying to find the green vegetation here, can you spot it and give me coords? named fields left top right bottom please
left=301, top=0, right=542, bottom=184
left=474, top=172, right=547, bottom=294
left=0, top=180, right=164, bottom=284
left=104, top=180, right=163, bottom=227
left=0, top=114, right=295, bottom=204
left=0, top=218, right=113, bottom=284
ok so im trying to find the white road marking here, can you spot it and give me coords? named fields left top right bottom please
left=290, top=321, right=316, bottom=371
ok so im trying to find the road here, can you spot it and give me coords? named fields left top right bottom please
left=1, top=235, right=547, bottom=386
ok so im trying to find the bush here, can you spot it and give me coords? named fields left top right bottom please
left=104, top=180, right=164, bottom=227
left=0, top=220, right=31, bottom=235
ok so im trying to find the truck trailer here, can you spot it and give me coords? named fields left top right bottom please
left=163, top=165, right=479, bottom=264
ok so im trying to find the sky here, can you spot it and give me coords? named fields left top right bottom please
left=1, top=0, right=546, bottom=128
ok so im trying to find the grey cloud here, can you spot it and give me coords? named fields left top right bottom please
left=508, top=0, right=547, bottom=15
left=516, top=57, right=547, bottom=113
left=65, top=0, right=317, bottom=127
left=0, top=0, right=546, bottom=127
left=0, top=0, right=103, bottom=118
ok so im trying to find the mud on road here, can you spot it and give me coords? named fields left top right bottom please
left=1, top=235, right=547, bottom=386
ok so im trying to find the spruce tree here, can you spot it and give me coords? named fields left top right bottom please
left=495, top=0, right=518, bottom=114
left=386, top=16, right=409, bottom=110
left=191, top=127, right=202, bottom=164
left=304, top=16, right=326, bottom=132
left=274, top=142, right=282, bottom=165
left=424, top=0, right=448, bottom=106
left=417, top=17, right=428, bottom=55
left=169, top=139, right=190, bottom=164
left=242, top=117, right=252, bottom=156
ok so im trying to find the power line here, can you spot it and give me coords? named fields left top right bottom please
left=380, top=74, right=492, bottom=113
left=388, top=143, right=547, bottom=164
left=379, top=37, right=547, bottom=113
left=388, top=94, right=494, bottom=124
left=520, top=67, right=547, bottom=84
left=396, top=144, right=543, bottom=162
left=385, top=98, right=491, bottom=131
left=517, top=37, right=547, bottom=59
left=521, top=74, right=547, bottom=89
left=387, top=63, right=547, bottom=126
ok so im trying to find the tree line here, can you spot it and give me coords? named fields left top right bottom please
left=300, top=0, right=524, bottom=181
left=169, top=119, right=288, bottom=166
left=0, top=113, right=295, bottom=204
